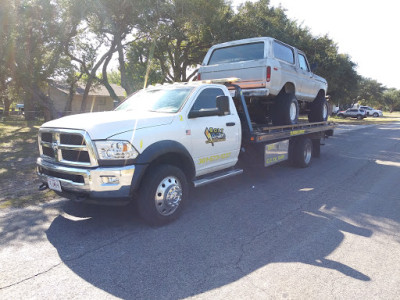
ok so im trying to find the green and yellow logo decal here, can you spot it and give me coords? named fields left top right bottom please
left=204, top=127, right=226, bottom=146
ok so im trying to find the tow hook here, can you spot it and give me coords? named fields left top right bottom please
left=38, top=183, right=48, bottom=191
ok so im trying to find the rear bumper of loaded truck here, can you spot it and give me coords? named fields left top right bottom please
left=37, top=158, right=139, bottom=204
left=228, top=87, right=270, bottom=97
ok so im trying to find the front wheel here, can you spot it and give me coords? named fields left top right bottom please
left=137, top=164, right=188, bottom=226
left=308, top=94, right=328, bottom=122
left=373, top=112, right=379, bottom=117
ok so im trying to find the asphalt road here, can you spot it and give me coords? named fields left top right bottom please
left=1, top=123, right=400, bottom=299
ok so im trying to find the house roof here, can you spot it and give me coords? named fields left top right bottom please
left=52, top=82, right=126, bottom=98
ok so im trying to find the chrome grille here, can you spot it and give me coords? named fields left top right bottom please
left=39, top=129, right=98, bottom=167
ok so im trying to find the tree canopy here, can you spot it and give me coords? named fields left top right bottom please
left=0, top=0, right=398, bottom=119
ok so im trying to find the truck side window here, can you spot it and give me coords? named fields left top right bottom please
left=191, top=88, right=225, bottom=111
left=273, top=41, right=294, bottom=64
left=298, top=54, right=310, bottom=71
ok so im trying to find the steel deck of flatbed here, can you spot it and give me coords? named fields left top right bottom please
left=249, top=121, right=336, bottom=143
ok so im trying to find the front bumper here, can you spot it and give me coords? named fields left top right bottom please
left=37, top=157, right=136, bottom=201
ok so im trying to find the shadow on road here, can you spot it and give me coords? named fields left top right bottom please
left=45, top=165, right=376, bottom=299
left=42, top=123, right=400, bottom=298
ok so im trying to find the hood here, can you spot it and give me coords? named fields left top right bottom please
left=42, top=111, right=175, bottom=140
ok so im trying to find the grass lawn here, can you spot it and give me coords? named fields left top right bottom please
left=0, top=116, right=56, bottom=209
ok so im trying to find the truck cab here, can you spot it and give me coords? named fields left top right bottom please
left=37, top=82, right=242, bottom=224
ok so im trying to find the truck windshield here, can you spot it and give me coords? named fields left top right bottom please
left=115, top=87, right=193, bottom=113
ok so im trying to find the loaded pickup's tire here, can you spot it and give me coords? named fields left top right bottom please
left=289, top=137, right=313, bottom=168
left=271, top=93, right=299, bottom=126
left=308, top=94, right=328, bottom=122
left=137, top=164, right=188, bottom=226
left=357, top=115, right=363, bottom=120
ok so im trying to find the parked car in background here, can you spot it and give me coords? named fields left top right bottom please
left=337, top=108, right=367, bottom=120
left=359, top=106, right=383, bottom=117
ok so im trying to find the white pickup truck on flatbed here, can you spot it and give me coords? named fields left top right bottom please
left=37, top=80, right=335, bottom=225
left=198, top=37, right=328, bottom=126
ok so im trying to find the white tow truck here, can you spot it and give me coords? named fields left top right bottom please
left=37, top=80, right=335, bottom=225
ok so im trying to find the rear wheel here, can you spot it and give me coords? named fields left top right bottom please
left=272, top=93, right=299, bottom=125
left=290, top=137, right=313, bottom=168
left=137, top=164, right=188, bottom=226
left=308, top=94, right=328, bottom=122
left=357, top=115, right=363, bottom=120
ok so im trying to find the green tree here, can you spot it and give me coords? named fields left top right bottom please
left=6, top=0, right=79, bottom=120
left=232, top=0, right=359, bottom=106
left=383, top=88, right=400, bottom=112
left=135, top=0, right=233, bottom=83
left=0, top=0, right=15, bottom=116
left=357, top=77, right=386, bottom=107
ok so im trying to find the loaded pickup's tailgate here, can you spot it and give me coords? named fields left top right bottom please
left=199, top=60, right=267, bottom=89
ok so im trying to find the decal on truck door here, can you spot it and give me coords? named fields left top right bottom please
left=204, top=127, right=226, bottom=146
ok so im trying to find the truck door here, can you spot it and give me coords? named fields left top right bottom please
left=297, top=52, right=316, bottom=100
left=187, top=87, right=241, bottom=176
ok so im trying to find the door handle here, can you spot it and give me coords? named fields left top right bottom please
left=226, top=122, right=235, bottom=126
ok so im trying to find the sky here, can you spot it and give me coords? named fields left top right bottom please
left=233, top=0, right=400, bottom=89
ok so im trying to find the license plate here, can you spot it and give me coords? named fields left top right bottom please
left=48, top=178, right=62, bottom=192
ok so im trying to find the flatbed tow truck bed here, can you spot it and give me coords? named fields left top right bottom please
left=250, top=121, right=336, bottom=144
left=225, top=82, right=336, bottom=145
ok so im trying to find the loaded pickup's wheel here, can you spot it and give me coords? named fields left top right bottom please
left=272, top=93, right=299, bottom=125
left=357, top=115, right=363, bottom=120
left=137, top=164, right=188, bottom=226
left=308, top=93, right=328, bottom=122
left=289, top=137, right=313, bottom=168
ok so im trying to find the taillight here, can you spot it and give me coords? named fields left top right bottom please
left=266, top=66, right=271, bottom=82
left=197, top=73, right=201, bottom=81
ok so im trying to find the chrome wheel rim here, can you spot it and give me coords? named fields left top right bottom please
left=304, top=142, right=312, bottom=164
left=323, top=104, right=328, bottom=119
left=289, top=102, right=297, bottom=121
left=155, top=176, right=182, bottom=216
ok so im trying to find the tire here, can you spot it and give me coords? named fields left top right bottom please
left=337, top=113, right=345, bottom=118
left=290, top=137, right=313, bottom=168
left=308, top=94, right=328, bottom=122
left=373, top=112, right=379, bottom=117
left=312, top=139, right=321, bottom=158
left=356, top=115, right=363, bottom=120
left=272, top=93, right=299, bottom=125
left=137, top=164, right=188, bottom=226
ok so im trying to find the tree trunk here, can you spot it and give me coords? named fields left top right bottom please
left=27, top=84, right=59, bottom=121
left=117, top=38, right=134, bottom=95
left=80, top=77, right=94, bottom=112
left=3, top=97, right=11, bottom=117
left=64, top=84, right=75, bottom=116
left=102, top=50, right=122, bottom=104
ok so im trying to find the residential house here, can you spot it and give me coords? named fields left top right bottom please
left=48, top=82, right=126, bottom=115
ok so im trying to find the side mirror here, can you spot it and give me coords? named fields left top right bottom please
left=216, top=95, right=230, bottom=116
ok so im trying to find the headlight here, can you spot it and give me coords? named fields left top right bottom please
left=94, top=141, right=138, bottom=160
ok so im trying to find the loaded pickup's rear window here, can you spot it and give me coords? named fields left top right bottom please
left=208, top=42, right=264, bottom=65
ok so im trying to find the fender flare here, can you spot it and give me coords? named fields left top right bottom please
left=131, top=140, right=195, bottom=192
